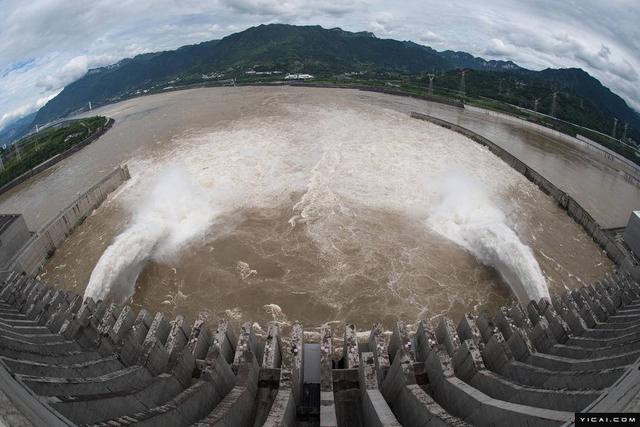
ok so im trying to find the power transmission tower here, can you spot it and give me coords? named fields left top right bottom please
left=622, top=123, right=628, bottom=140
left=459, top=70, right=466, bottom=97
left=427, top=73, right=435, bottom=96
left=550, top=91, right=558, bottom=117
left=611, top=118, right=618, bottom=139
left=533, top=98, right=539, bottom=112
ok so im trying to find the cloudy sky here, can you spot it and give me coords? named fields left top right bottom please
left=1, top=0, right=639, bottom=130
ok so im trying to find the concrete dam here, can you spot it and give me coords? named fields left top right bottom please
left=1, top=87, right=640, bottom=426
left=1, top=268, right=640, bottom=426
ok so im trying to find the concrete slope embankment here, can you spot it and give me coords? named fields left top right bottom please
left=6, top=164, right=130, bottom=277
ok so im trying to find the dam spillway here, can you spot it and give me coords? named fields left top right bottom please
left=1, top=271, right=640, bottom=426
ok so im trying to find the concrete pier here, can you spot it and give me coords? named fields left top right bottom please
left=1, top=272, right=639, bottom=426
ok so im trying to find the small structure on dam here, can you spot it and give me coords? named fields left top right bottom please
left=0, top=215, right=30, bottom=270
left=624, top=211, right=640, bottom=259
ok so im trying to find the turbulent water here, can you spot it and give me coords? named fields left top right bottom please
left=25, top=87, right=617, bottom=327
left=85, top=167, right=223, bottom=301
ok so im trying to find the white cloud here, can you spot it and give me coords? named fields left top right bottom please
left=0, top=93, right=58, bottom=131
left=419, top=31, right=444, bottom=45
left=0, top=0, right=639, bottom=128
left=368, top=12, right=407, bottom=38
left=36, top=55, right=117, bottom=91
left=484, top=38, right=516, bottom=57
left=219, top=0, right=366, bottom=18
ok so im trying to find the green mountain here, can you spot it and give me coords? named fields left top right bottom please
left=27, top=24, right=640, bottom=145
left=31, top=24, right=520, bottom=124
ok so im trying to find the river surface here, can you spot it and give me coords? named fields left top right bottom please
left=0, top=86, right=629, bottom=330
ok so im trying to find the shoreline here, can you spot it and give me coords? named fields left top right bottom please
left=0, top=117, right=115, bottom=197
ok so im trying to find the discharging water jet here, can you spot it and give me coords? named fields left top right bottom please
left=85, top=166, right=222, bottom=302
left=426, top=173, right=550, bottom=304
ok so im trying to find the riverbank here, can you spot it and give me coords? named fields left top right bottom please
left=0, top=117, right=114, bottom=196
left=411, top=111, right=639, bottom=280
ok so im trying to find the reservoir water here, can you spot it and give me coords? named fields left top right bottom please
left=1, top=87, right=632, bottom=329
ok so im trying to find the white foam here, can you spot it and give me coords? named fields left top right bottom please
left=426, top=173, right=549, bottom=304
left=86, top=104, right=550, bottom=305
left=85, top=166, right=222, bottom=301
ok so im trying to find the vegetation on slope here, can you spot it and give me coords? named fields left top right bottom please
left=31, top=24, right=519, bottom=124
left=18, top=24, right=640, bottom=163
left=0, top=116, right=108, bottom=187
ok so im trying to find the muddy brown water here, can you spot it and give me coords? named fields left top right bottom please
left=1, top=87, right=631, bottom=333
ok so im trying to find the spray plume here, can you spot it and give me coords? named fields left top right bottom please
left=427, top=173, right=549, bottom=304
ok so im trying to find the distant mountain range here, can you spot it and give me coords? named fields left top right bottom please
left=0, top=112, right=36, bottom=147
left=3, top=24, right=639, bottom=144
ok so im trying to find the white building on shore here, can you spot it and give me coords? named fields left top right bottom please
left=284, top=73, right=314, bottom=80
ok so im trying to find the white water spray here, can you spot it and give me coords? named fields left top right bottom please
left=85, top=166, right=222, bottom=302
left=81, top=104, right=563, bottom=312
left=427, top=173, right=549, bottom=304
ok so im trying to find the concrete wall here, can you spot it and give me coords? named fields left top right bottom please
left=624, top=212, right=640, bottom=259
left=464, top=106, right=640, bottom=187
left=8, top=164, right=130, bottom=276
left=0, top=216, right=31, bottom=269
left=286, top=82, right=465, bottom=109
left=410, top=112, right=634, bottom=274
left=0, top=118, right=115, bottom=197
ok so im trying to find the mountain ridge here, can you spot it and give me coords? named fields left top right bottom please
left=3, top=24, right=637, bottom=145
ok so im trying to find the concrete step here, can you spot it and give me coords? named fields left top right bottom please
left=0, top=334, right=82, bottom=354
left=0, top=327, right=68, bottom=344
left=0, top=309, right=26, bottom=318
left=99, top=357, right=239, bottom=427
left=0, top=321, right=54, bottom=335
left=546, top=339, right=640, bottom=359
left=194, top=352, right=259, bottom=427
left=468, top=370, right=598, bottom=412
left=0, top=317, right=44, bottom=327
left=501, top=360, right=626, bottom=391
left=621, top=302, right=640, bottom=311
left=367, top=322, right=458, bottom=427
left=111, top=380, right=223, bottom=427
left=424, top=335, right=572, bottom=426
left=615, top=307, right=640, bottom=315
left=526, top=348, right=640, bottom=371
left=580, top=323, right=640, bottom=337
left=0, top=344, right=104, bottom=364
left=49, top=373, right=185, bottom=425
left=18, top=365, right=152, bottom=396
left=566, top=331, right=640, bottom=348
left=1, top=355, right=125, bottom=377
left=605, top=313, right=640, bottom=323
left=428, top=367, right=572, bottom=426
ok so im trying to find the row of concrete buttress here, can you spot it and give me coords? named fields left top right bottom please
left=1, top=270, right=639, bottom=426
